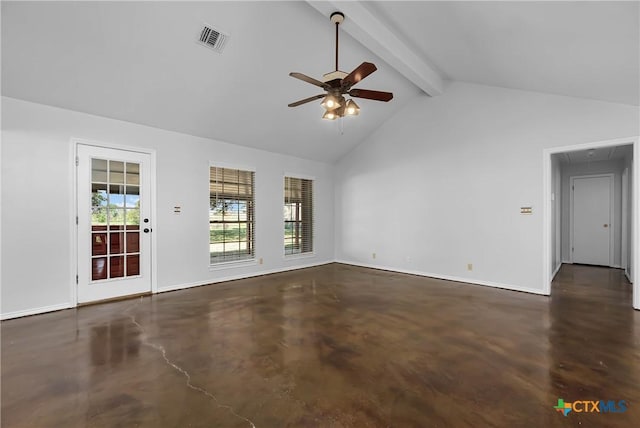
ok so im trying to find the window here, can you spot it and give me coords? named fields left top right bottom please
left=284, top=176, right=313, bottom=255
left=210, top=166, right=255, bottom=264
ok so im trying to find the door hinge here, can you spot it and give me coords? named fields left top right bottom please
left=75, top=156, right=79, bottom=166
left=76, top=216, right=78, bottom=225
left=572, top=247, right=574, bottom=252
left=572, top=185, right=574, bottom=191
left=76, top=275, right=79, bottom=284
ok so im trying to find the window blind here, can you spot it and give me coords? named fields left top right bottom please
left=284, top=177, right=313, bottom=255
left=210, top=167, right=255, bottom=263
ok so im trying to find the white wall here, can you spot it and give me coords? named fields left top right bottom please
left=334, top=81, right=639, bottom=293
left=1, top=96, right=335, bottom=318
left=559, top=159, right=624, bottom=265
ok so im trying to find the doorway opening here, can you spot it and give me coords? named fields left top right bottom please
left=543, top=137, right=638, bottom=309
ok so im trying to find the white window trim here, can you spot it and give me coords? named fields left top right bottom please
left=209, top=258, right=258, bottom=271
left=283, top=171, right=315, bottom=181
left=212, top=161, right=256, bottom=172
left=284, top=251, right=316, bottom=261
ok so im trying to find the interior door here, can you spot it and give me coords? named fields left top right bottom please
left=572, top=175, right=612, bottom=266
left=77, top=144, right=152, bottom=303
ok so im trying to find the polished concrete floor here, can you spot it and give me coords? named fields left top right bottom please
left=2, top=263, right=638, bottom=427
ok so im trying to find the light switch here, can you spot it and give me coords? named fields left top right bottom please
left=520, top=206, right=533, bottom=215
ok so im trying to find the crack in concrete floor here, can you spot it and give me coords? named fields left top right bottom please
left=127, top=298, right=256, bottom=428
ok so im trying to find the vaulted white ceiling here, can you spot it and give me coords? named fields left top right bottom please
left=2, top=1, right=638, bottom=163
left=368, top=1, right=639, bottom=106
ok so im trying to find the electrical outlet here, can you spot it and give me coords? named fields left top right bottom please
left=467, top=263, right=473, bottom=271
left=372, top=252, right=376, bottom=259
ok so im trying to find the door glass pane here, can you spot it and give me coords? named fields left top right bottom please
left=90, top=157, right=142, bottom=281
left=126, top=232, right=140, bottom=253
left=92, top=183, right=108, bottom=226
left=126, top=163, right=140, bottom=185
left=110, top=232, right=124, bottom=254
left=110, top=161, right=125, bottom=184
left=126, top=255, right=140, bottom=276
left=109, top=208, right=125, bottom=226
left=109, top=185, right=125, bottom=204
left=92, top=208, right=107, bottom=226
left=92, top=159, right=107, bottom=182
left=125, top=193, right=139, bottom=208
left=126, top=209, right=140, bottom=226
left=92, top=183, right=108, bottom=206
left=110, top=256, right=124, bottom=278
left=92, top=257, right=107, bottom=281
left=92, top=233, right=107, bottom=256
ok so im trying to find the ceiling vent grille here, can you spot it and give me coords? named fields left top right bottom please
left=197, top=24, right=228, bottom=53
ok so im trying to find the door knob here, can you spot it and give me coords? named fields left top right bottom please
left=604, top=224, right=609, bottom=228
left=143, top=228, right=150, bottom=233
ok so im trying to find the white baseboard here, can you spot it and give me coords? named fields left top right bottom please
left=157, top=260, right=333, bottom=293
left=335, top=260, right=547, bottom=296
left=1, top=302, right=73, bottom=321
left=2, top=261, right=333, bottom=319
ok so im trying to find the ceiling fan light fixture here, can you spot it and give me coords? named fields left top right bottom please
left=321, top=94, right=342, bottom=110
left=345, top=99, right=360, bottom=116
left=322, top=110, right=338, bottom=120
left=287, top=10, right=393, bottom=121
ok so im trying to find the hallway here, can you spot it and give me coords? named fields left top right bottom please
left=1, top=263, right=638, bottom=427
left=548, top=264, right=637, bottom=426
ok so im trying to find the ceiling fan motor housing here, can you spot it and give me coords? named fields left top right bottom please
left=322, top=70, right=348, bottom=83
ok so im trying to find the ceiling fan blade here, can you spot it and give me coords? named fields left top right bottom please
left=342, top=62, right=377, bottom=88
left=288, top=94, right=325, bottom=108
left=349, top=89, right=394, bottom=102
left=289, top=72, right=329, bottom=89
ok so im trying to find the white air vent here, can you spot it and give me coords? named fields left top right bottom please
left=197, top=24, right=228, bottom=53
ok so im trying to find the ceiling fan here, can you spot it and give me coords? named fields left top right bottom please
left=288, top=11, right=393, bottom=120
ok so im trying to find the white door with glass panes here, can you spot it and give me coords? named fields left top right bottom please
left=77, top=144, right=152, bottom=303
